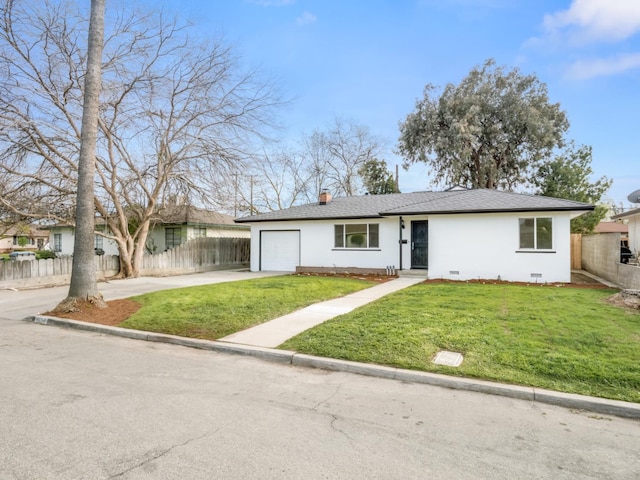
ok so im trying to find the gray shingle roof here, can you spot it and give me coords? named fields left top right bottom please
left=235, top=189, right=593, bottom=223
left=156, top=205, right=244, bottom=227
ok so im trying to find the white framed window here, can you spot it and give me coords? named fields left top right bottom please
left=193, top=227, right=206, bottom=238
left=53, top=234, right=62, bottom=252
left=94, top=235, right=103, bottom=250
left=334, top=223, right=379, bottom=249
left=519, top=217, right=553, bottom=250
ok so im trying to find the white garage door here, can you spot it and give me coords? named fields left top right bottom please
left=260, top=230, right=300, bottom=272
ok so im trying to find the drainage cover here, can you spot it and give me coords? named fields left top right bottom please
left=433, top=351, right=463, bottom=367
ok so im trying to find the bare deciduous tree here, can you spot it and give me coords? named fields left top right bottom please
left=234, top=118, right=384, bottom=214
left=0, top=0, right=282, bottom=277
left=306, top=117, right=383, bottom=197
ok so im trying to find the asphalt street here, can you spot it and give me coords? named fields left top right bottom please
left=1, top=272, right=639, bottom=479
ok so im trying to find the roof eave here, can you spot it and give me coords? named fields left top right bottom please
left=380, top=206, right=595, bottom=216
left=235, top=214, right=385, bottom=224
left=611, top=208, right=640, bottom=220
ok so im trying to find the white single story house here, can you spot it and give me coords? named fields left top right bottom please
left=235, top=189, right=593, bottom=283
left=612, top=207, right=640, bottom=254
left=50, top=206, right=249, bottom=256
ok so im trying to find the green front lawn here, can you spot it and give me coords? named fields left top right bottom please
left=119, top=275, right=374, bottom=340
left=280, top=283, right=640, bottom=403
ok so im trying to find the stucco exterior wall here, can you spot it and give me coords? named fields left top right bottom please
left=427, top=212, right=571, bottom=283
left=250, top=218, right=400, bottom=272
left=628, top=213, right=640, bottom=253
left=250, top=211, right=574, bottom=283
left=49, top=228, right=119, bottom=256
left=0, top=237, right=14, bottom=252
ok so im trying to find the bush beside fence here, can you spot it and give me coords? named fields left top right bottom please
left=0, top=237, right=249, bottom=289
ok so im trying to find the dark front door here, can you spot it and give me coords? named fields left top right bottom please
left=411, top=221, right=428, bottom=269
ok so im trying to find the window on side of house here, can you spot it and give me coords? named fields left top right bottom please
left=194, top=227, right=206, bottom=238
left=53, top=233, right=62, bottom=252
left=94, top=235, right=103, bottom=250
left=165, top=227, right=182, bottom=249
left=519, top=217, right=553, bottom=250
left=334, top=223, right=380, bottom=249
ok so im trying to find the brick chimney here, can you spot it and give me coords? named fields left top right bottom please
left=319, top=190, right=332, bottom=205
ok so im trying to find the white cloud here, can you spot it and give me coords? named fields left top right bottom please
left=544, top=0, right=640, bottom=43
left=565, top=53, right=640, bottom=79
left=296, top=11, right=317, bottom=26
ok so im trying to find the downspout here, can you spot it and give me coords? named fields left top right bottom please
left=399, top=216, right=403, bottom=271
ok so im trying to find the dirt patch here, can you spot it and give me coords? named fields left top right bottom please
left=419, top=278, right=611, bottom=289
left=606, top=291, right=640, bottom=310
left=44, top=298, right=141, bottom=326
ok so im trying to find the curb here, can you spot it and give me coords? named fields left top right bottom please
left=26, top=314, right=640, bottom=420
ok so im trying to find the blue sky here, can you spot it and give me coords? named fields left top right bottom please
left=158, top=0, right=640, bottom=206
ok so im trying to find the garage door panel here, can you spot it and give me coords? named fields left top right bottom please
left=261, top=230, right=300, bottom=272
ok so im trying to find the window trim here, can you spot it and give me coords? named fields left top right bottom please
left=333, top=223, right=380, bottom=250
left=517, top=217, right=554, bottom=252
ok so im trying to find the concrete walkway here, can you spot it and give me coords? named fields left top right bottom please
left=22, top=271, right=640, bottom=419
left=219, top=276, right=425, bottom=348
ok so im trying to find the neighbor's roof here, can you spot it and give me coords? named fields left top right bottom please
left=157, top=205, right=242, bottom=226
left=611, top=207, right=640, bottom=220
left=593, top=222, right=628, bottom=234
left=0, top=226, right=50, bottom=237
left=49, top=206, right=247, bottom=229
left=235, top=189, right=594, bottom=223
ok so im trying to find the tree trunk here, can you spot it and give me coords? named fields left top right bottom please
left=56, top=0, right=106, bottom=311
left=131, top=220, right=152, bottom=277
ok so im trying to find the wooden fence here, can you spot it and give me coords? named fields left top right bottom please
left=141, top=237, right=250, bottom=276
left=570, top=234, right=582, bottom=270
left=0, top=237, right=250, bottom=289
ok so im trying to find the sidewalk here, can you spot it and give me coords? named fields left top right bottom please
left=23, top=271, right=640, bottom=420
left=219, top=276, right=425, bottom=348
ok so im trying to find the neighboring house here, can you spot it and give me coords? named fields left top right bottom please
left=611, top=208, right=640, bottom=254
left=0, top=227, right=50, bottom=253
left=49, top=206, right=249, bottom=256
left=235, top=189, right=593, bottom=283
left=48, top=222, right=120, bottom=256
left=146, top=205, right=250, bottom=253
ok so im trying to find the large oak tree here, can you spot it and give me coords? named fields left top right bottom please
left=398, top=59, right=569, bottom=190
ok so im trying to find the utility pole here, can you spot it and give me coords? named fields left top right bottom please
left=233, top=173, right=238, bottom=217
left=250, top=175, right=254, bottom=214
